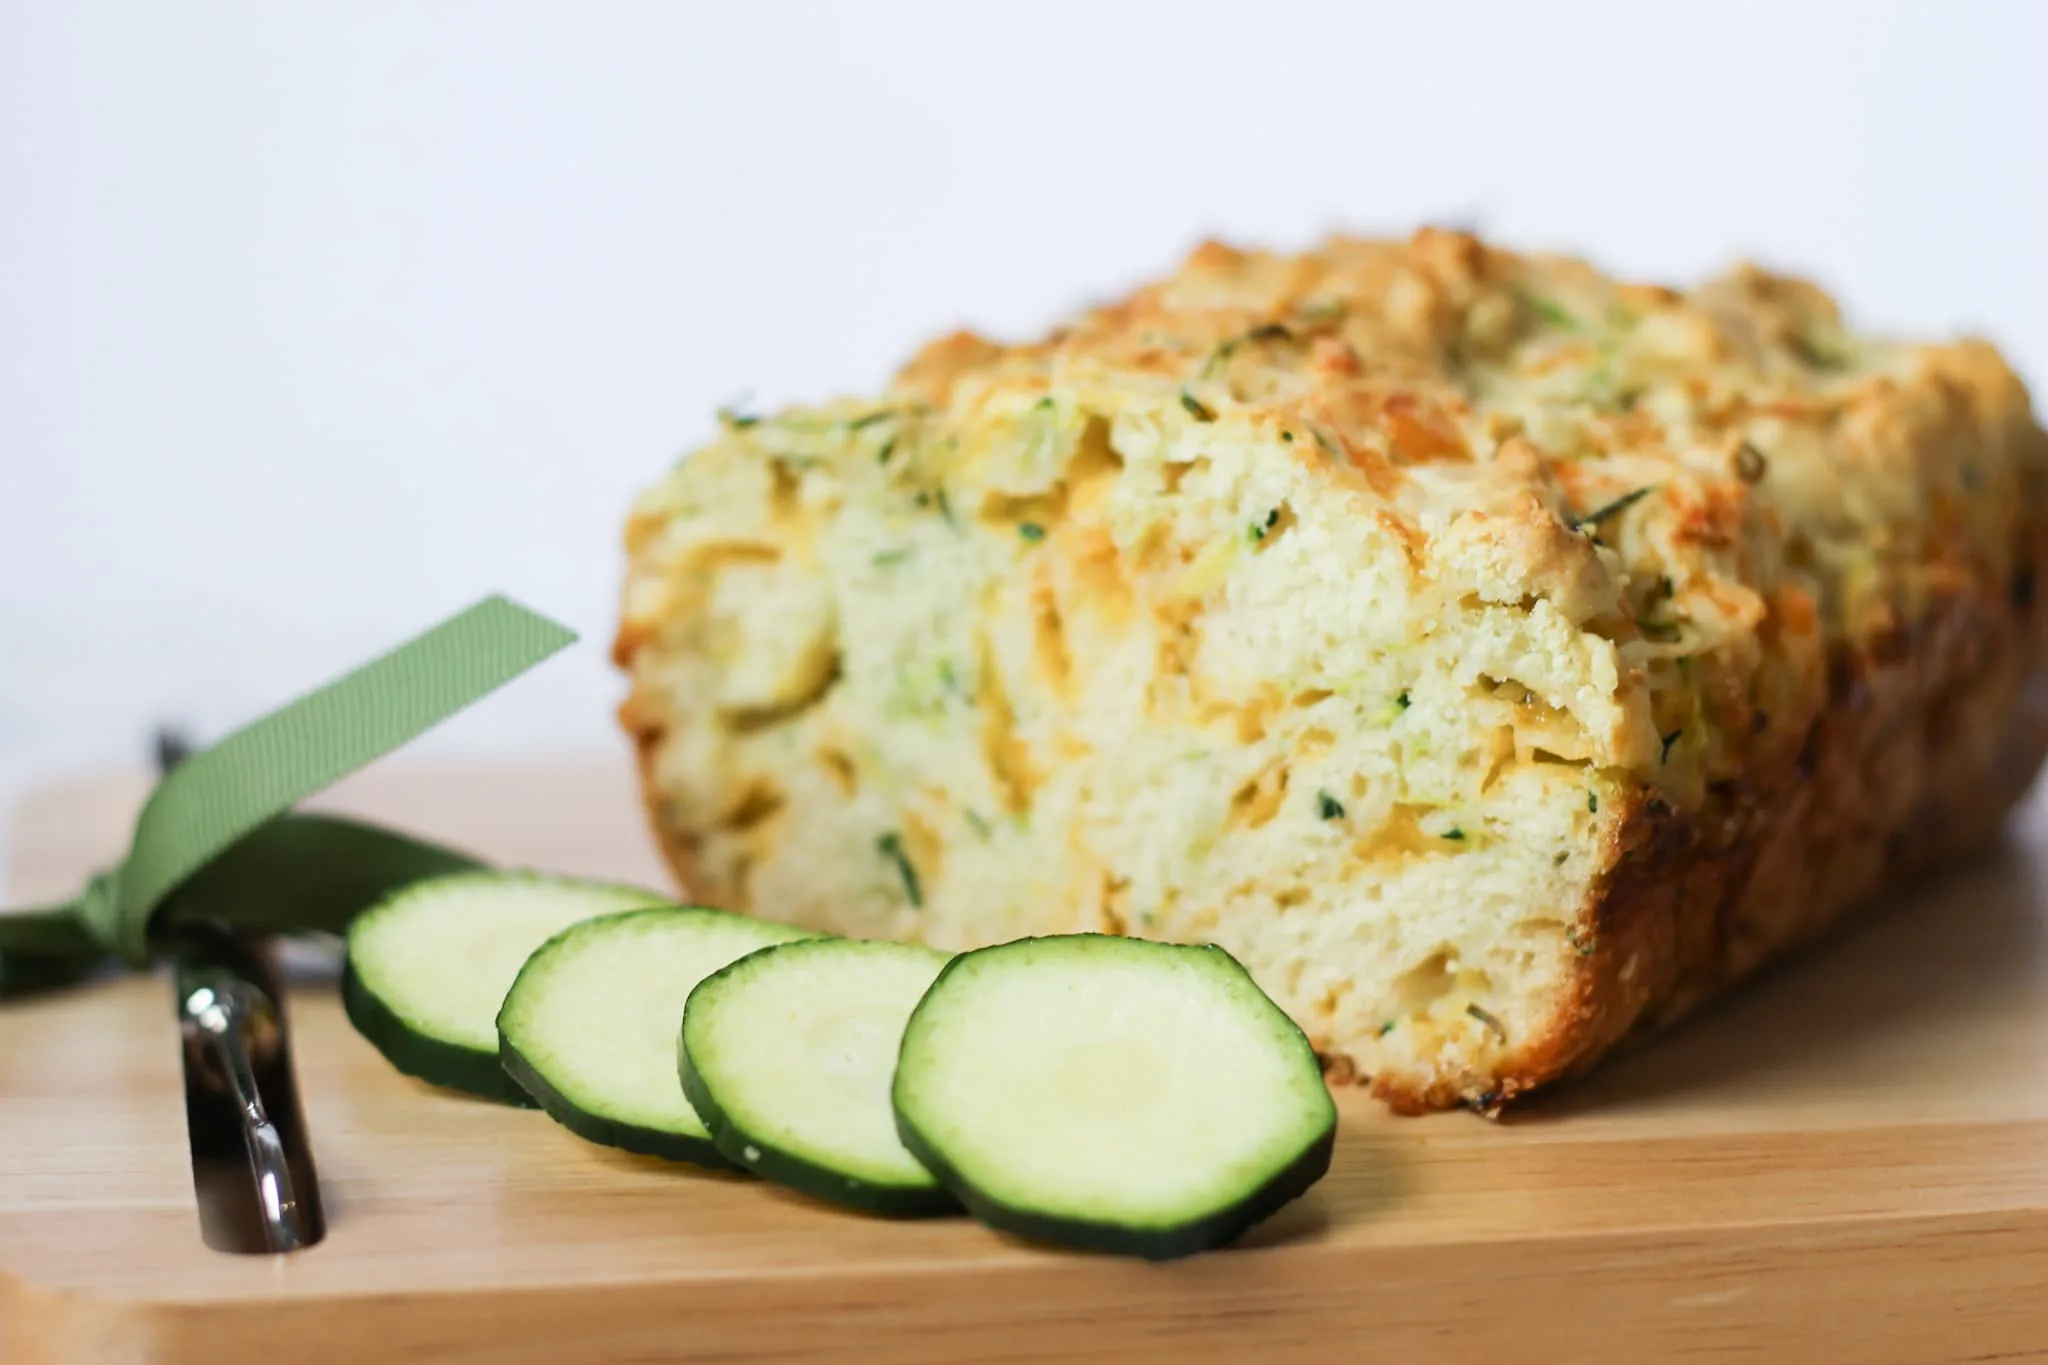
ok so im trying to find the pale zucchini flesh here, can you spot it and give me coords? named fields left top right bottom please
left=342, top=872, right=667, bottom=1104
left=497, top=905, right=815, bottom=1164
left=680, top=937, right=956, bottom=1216
left=891, top=934, right=1337, bottom=1259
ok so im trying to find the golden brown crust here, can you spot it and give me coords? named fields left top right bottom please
left=1371, top=518, right=2048, bottom=1115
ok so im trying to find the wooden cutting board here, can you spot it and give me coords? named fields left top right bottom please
left=7, top=756, right=2048, bottom=1364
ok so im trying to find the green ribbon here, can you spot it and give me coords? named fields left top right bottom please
left=0, top=595, right=576, bottom=993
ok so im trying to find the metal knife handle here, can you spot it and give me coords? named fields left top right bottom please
left=179, top=972, right=312, bottom=1253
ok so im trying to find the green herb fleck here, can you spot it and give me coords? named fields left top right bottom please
left=963, top=808, right=992, bottom=839
left=873, top=548, right=912, bottom=568
left=1207, top=325, right=1292, bottom=374
left=1660, top=729, right=1683, bottom=764
left=937, top=489, right=956, bottom=525
left=1280, top=431, right=1295, bottom=443
left=1570, top=485, right=1657, bottom=532
left=1180, top=389, right=1216, bottom=423
left=1444, top=827, right=1466, bottom=842
left=1018, top=522, right=1045, bottom=542
left=1521, top=292, right=1580, bottom=331
left=1786, top=330, right=1850, bottom=372
left=1396, top=690, right=1412, bottom=710
left=847, top=410, right=896, bottom=430
left=1640, top=620, right=1683, bottom=644
left=1247, top=510, right=1279, bottom=544
left=1566, top=927, right=1595, bottom=958
left=875, top=832, right=923, bottom=908
left=1466, top=1003, right=1508, bottom=1042
left=1033, top=395, right=1055, bottom=411
left=716, top=404, right=761, bottom=430
left=876, top=438, right=896, bottom=465
left=1588, top=791, right=1599, bottom=813
left=1553, top=850, right=1569, bottom=867
left=1312, top=429, right=1339, bottom=457
left=1379, top=1019, right=1398, bottom=1036
left=1317, top=791, right=1345, bottom=821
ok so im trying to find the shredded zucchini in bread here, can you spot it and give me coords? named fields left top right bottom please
left=617, top=229, right=2048, bottom=1112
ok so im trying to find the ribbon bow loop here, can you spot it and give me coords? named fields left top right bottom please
left=0, top=594, right=575, bottom=988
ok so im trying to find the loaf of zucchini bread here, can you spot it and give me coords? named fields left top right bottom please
left=615, top=229, right=2048, bottom=1112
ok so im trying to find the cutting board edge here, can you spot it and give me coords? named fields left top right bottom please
left=8, top=1204, right=2048, bottom=1365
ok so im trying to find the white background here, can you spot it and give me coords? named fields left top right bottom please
left=4, top=0, right=2046, bottom=816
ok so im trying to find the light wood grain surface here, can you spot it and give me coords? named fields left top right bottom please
left=6, top=756, right=2048, bottom=1363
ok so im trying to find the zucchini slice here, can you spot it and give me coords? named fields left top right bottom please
left=892, top=934, right=1337, bottom=1259
left=680, top=938, right=956, bottom=1217
left=498, top=905, right=814, bottom=1165
left=343, top=872, right=666, bottom=1104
